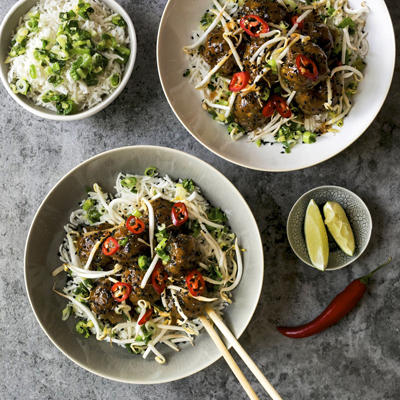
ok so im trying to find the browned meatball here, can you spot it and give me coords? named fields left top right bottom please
left=280, top=42, right=328, bottom=92
left=241, top=0, right=289, bottom=24
left=76, top=224, right=113, bottom=270
left=142, top=198, right=176, bottom=229
left=303, top=22, right=334, bottom=56
left=295, top=78, right=342, bottom=115
left=89, top=278, right=125, bottom=324
left=233, top=90, right=267, bottom=132
left=166, top=289, right=207, bottom=319
left=165, top=234, right=200, bottom=277
left=202, top=27, right=236, bottom=76
left=111, top=226, right=150, bottom=263
left=121, top=266, right=160, bottom=306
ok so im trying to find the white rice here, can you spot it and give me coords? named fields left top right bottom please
left=7, top=0, right=130, bottom=112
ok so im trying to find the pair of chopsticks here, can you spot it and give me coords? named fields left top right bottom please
left=199, top=307, right=283, bottom=400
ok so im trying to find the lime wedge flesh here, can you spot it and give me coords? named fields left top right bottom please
left=323, top=201, right=355, bottom=256
left=304, top=199, right=329, bottom=271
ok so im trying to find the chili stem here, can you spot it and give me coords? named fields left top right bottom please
left=360, top=257, right=392, bottom=285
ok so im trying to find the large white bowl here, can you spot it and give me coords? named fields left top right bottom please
left=157, top=0, right=395, bottom=171
left=0, top=0, right=137, bottom=121
left=24, top=145, right=264, bottom=384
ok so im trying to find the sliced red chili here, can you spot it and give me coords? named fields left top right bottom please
left=271, top=94, right=292, bottom=118
left=102, top=237, right=119, bottom=256
left=262, top=95, right=292, bottom=119
left=111, top=282, right=132, bottom=302
left=240, top=15, right=269, bottom=38
left=186, top=269, right=206, bottom=297
left=151, top=262, right=168, bottom=295
left=296, top=54, right=319, bottom=82
left=171, top=202, right=188, bottom=226
left=126, top=216, right=145, bottom=234
left=229, top=71, right=250, bottom=92
left=262, top=98, right=276, bottom=118
left=138, top=308, right=153, bottom=325
left=291, top=15, right=304, bottom=29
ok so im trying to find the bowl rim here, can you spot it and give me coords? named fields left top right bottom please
left=24, top=145, right=265, bottom=384
left=287, top=185, right=373, bottom=271
left=156, top=0, right=396, bottom=172
left=0, top=0, right=137, bottom=121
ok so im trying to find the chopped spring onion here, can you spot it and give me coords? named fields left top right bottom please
left=267, top=59, right=277, bottom=74
left=77, top=2, right=95, bottom=20
left=110, top=73, right=121, bottom=88
left=30, top=65, right=37, bottom=79
left=14, top=79, right=30, bottom=95
left=56, top=99, right=77, bottom=115
left=262, top=88, right=270, bottom=101
left=97, top=33, right=117, bottom=51
left=121, top=177, right=137, bottom=188
left=82, top=198, right=95, bottom=211
left=119, top=237, right=129, bottom=246
left=112, top=14, right=127, bottom=27
left=182, top=179, right=194, bottom=193
left=336, top=17, right=355, bottom=29
left=155, top=239, right=170, bottom=263
left=59, top=10, right=76, bottom=21
left=76, top=320, right=93, bottom=338
left=62, top=305, right=72, bottom=321
left=132, top=209, right=142, bottom=218
left=303, top=131, right=317, bottom=144
left=138, top=255, right=150, bottom=270
left=114, top=45, right=131, bottom=64
left=16, top=27, right=29, bottom=43
left=145, top=167, right=157, bottom=177
left=48, top=74, right=64, bottom=87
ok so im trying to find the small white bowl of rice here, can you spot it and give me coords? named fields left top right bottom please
left=0, top=0, right=136, bottom=121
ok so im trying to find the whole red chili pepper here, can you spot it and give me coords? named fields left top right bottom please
left=277, top=258, right=392, bottom=339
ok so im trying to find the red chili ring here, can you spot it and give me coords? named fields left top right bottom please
left=126, top=216, right=145, bottom=234
left=186, top=269, right=206, bottom=297
left=171, top=202, right=189, bottom=226
left=111, top=282, right=132, bottom=302
left=138, top=308, right=153, bottom=325
left=229, top=71, right=251, bottom=92
left=240, top=14, right=270, bottom=38
left=296, top=54, right=319, bottom=82
left=151, top=262, right=168, bottom=295
left=102, top=236, right=120, bottom=256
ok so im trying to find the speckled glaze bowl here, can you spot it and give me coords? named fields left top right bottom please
left=24, top=145, right=264, bottom=383
left=0, top=0, right=137, bottom=121
left=287, top=186, right=372, bottom=271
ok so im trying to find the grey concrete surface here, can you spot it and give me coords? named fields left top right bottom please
left=0, top=0, right=399, bottom=399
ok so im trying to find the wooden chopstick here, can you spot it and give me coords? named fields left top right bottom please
left=205, top=307, right=283, bottom=400
left=199, top=315, right=260, bottom=400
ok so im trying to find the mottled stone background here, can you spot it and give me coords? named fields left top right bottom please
left=0, top=0, right=399, bottom=399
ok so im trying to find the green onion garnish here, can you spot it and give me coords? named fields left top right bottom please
left=145, top=167, right=157, bottom=177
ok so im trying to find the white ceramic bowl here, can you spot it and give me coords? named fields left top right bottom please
left=24, top=145, right=264, bottom=383
left=0, top=0, right=137, bottom=121
left=287, top=186, right=372, bottom=271
left=157, top=0, right=395, bottom=171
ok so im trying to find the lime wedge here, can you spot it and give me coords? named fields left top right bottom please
left=304, top=199, right=329, bottom=271
left=323, top=201, right=355, bottom=256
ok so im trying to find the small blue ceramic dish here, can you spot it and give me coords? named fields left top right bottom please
left=287, top=186, right=372, bottom=271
